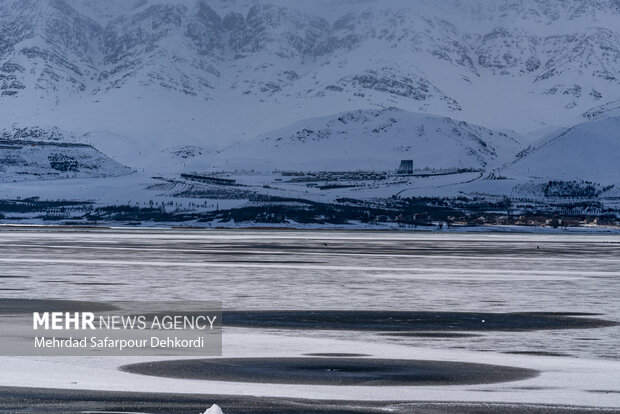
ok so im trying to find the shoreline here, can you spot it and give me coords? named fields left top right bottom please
left=0, top=386, right=617, bottom=413
left=1, top=222, right=620, bottom=234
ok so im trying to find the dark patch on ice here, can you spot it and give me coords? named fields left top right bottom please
left=303, top=353, right=371, bottom=357
left=222, top=311, right=617, bottom=332
left=0, top=298, right=117, bottom=314
left=377, top=332, right=480, bottom=338
left=121, top=357, right=538, bottom=386
left=510, top=386, right=561, bottom=390
left=504, top=351, right=571, bottom=357
left=209, top=259, right=320, bottom=264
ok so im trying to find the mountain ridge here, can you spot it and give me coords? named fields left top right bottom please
left=2, top=0, right=620, bottom=143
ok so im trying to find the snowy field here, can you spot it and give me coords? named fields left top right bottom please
left=0, top=228, right=618, bottom=413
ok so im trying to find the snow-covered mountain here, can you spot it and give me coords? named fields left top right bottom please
left=2, top=0, right=620, bottom=147
left=502, top=116, right=620, bottom=184
left=208, top=108, right=522, bottom=172
left=0, top=0, right=619, bottom=226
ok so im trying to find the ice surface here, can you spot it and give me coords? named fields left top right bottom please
left=0, top=230, right=618, bottom=407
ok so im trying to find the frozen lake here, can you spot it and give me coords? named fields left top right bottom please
left=1, top=228, right=618, bottom=359
left=0, top=228, right=618, bottom=412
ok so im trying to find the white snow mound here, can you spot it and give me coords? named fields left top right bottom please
left=203, top=404, right=224, bottom=414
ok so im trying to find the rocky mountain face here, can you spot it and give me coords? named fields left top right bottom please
left=0, top=0, right=619, bottom=122
left=0, top=0, right=102, bottom=97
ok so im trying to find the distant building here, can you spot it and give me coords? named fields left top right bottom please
left=397, top=159, right=413, bottom=174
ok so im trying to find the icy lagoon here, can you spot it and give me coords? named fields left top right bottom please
left=0, top=228, right=618, bottom=412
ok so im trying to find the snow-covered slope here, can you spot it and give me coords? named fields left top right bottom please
left=583, top=99, right=620, bottom=121
left=1, top=0, right=620, bottom=149
left=207, top=108, right=522, bottom=172
left=502, top=116, right=620, bottom=184
left=0, top=137, right=131, bottom=182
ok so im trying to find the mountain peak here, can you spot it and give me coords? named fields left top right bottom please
left=1, top=0, right=620, bottom=137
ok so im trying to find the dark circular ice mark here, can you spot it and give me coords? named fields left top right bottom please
left=121, top=357, right=538, bottom=386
